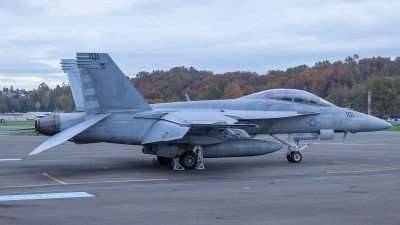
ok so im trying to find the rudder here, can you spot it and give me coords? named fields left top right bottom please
left=61, top=59, right=84, bottom=112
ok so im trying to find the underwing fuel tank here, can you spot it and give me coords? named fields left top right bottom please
left=202, top=139, right=283, bottom=158
left=35, top=113, right=85, bottom=136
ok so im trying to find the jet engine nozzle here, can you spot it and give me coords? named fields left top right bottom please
left=36, top=115, right=61, bottom=136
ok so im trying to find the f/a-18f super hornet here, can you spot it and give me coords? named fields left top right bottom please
left=31, top=53, right=392, bottom=170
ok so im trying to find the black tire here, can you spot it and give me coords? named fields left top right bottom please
left=286, top=154, right=292, bottom=162
left=291, top=152, right=302, bottom=163
left=157, top=156, right=173, bottom=165
left=179, top=151, right=198, bottom=169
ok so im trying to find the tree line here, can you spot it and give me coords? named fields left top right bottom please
left=0, top=83, right=73, bottom=113
left=1, top=55, right=399, bottom=115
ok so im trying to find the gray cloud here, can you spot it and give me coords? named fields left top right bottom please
left=0, top=0, right=399, bottom=90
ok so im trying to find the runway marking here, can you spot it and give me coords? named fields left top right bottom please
left=0, top=192, right=94, bottom=202
left=0, top=178, right=169, bottom=189
left=2, top=173, right=400, bottom=196
left=326, top=161, right=400, bottom=174
left=66, top=178, right=169, bottom=185
left=352, top=138, right=400, bottom=143
left=326, top=169, right=399, bottom=174
left=332, top=161, right=399, bottom=169
left=312, top=142, right=396, bottom=146
left=0, top=158, right=22, bottom=161
left=42, top=173, right=67, bottom=185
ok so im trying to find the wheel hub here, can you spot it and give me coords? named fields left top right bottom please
left=185, top=156, right=195, bottom=166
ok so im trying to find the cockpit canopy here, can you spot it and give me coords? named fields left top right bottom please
left=239, top=89, right=335, bottom=106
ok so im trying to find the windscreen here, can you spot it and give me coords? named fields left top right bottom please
left=240, top=89, right=335, bottom=106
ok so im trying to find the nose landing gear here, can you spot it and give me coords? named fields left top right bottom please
left=271, top=134, right=310, bottom=163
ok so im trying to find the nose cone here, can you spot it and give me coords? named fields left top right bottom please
left=367, top=115, right=392, bottom=131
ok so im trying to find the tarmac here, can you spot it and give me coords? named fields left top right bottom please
left=0, top=126, right=399, bottom=225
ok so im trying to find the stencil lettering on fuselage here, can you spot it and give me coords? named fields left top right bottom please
left=113, top=124, right=135, bottom=131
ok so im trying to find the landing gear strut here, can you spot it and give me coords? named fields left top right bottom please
left=173, top=146, right=205, bottom=170
left=270, top=134, right=310, bottom=163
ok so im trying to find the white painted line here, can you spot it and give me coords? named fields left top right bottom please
left=0, top=192, right=94, bottom=201
left=0, top=158, right=22, bottom=161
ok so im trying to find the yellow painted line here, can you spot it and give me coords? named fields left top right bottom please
left=326, top=160, right=400, bottom=174
left=326, top=168, right=399, bottom=174
left=67, top=178, right=169, bottom=185
left=332, top=161, right=399, bottom=170
left=0, top=178, right=169, bottom=189
left=312, top=143, right=392, bottom=146
left=352, top=138, right=400, bottom=143
left=42, top=173, right=67, bottom=185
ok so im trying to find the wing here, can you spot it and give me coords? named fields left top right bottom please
left=141, top=111, right=258, bottom=145
left=140, top=110, right=320, bottom=145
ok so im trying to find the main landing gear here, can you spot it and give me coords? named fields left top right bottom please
left=270, top=134, right=310, bottom=163
left=173, top=146, right=205, bottom=170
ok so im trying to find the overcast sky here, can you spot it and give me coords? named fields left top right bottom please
left=1, top=0, right=399, bottom=90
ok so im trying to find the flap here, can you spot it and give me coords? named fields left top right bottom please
left=141, top=120, right=190, bottom=144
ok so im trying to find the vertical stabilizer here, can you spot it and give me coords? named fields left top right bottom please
left=76, top=53, right=152, bottom=113
left=61, top=59, right=84, bottom=112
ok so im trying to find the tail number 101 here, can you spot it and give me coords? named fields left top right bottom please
left=89, top=53, right=99, bottom=60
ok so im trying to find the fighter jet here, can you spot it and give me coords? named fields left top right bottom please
left=31, top=53, right=392, bottom=170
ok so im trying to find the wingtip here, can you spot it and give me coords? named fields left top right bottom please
left=28, top=149, right=40, bottom=155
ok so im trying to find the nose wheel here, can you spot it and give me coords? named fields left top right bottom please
left=286, top=151, right=302, bottom=163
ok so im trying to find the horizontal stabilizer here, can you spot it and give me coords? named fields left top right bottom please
left=141, top=120, right=190, bottom=144
left=29, top=113, right=110, bottom=155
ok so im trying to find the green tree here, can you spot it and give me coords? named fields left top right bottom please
left=367, top=77, right=397, bottom=114
left=206, top=78, right=229, bottom=100
left=57, top=95, right=73, bottom=110
left=265, top=82, right=281, bottom=90
left=0, top=104, right=7, bottom=113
